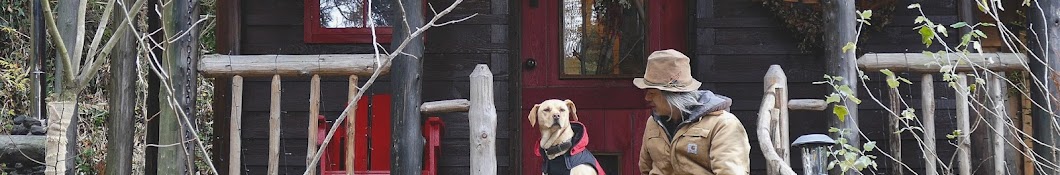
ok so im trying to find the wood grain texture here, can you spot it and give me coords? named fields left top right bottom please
left=857, top=53, right=1027, bottom=72
left=230, top=76, right=244, bottom=175
left=199, top=54, right=389, bottom=77
left=268, top=75, right=281, bottom=175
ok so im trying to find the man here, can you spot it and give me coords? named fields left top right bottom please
left=635, top=49, right=750, bottom=175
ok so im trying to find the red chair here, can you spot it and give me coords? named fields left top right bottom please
left=315, top=94, right=442, bottom=175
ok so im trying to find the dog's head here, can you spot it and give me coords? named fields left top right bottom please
left=528, top=99, right=579, bottom=129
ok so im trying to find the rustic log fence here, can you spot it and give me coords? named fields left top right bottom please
left=759, top=51, right=1025, bottom=175
left=200, top=55, right=496, bottom=174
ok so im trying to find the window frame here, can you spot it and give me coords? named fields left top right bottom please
left=304, top=0, right=394, bottom=44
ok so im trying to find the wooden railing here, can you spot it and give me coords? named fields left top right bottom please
left=201, top=54, right=496, bottom=175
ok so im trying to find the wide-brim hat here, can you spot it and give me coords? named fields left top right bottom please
left=633, top=49, right=701, bottom=92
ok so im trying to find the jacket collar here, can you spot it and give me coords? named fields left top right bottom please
left=536, top=122, right=592, bottom=157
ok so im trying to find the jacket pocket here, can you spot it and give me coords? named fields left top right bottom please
left=675, top=128, right=712, bottom=171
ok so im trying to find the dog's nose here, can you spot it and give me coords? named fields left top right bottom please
left=552, top=115, right=560, bottom=120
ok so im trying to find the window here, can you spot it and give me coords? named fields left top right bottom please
left=305, top=0, right=395, bottom=43
left=560, top=0, right=647, bottom=78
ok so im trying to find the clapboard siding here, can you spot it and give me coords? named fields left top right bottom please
left=697, top=0, right=961, bottom=174
left=225, top=0, right=514, bottom=174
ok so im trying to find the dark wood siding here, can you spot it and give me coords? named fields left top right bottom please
left=695, top=0, right=961, bottom=174
left=226, top=0, right=514, bottom=174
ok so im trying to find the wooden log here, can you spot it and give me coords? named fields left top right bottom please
left=763, top=65, right=789, bottom=174
left=821, top=0, right=859, bottom=173
left=856, top=53, right=1027, bottom=73
left=421, top=99, right=470, bottom=114
left=0, top=135, right=45, bottom=165
left=1029, top=1, right=1060, bottom=174
left=198, top=54, right=390, bottom=77
left=756, top=87, right=797, bottom=175
left=956, top=72, right=971, bottom=175
left=306, top=75, right=320, bottom=175
left=346, top=75, right=358, bottom=175
left=230, top=76, right=243, bottom=175
left=104, top=0, right=137, bottom=173
left=469, top=65, right=497, bottom=175
left=788, top=99, right=827, bottom=111
left=988, top=72, right=1006, bottom=175
left=268, top=75, right=281, bottom=175
left=390, top=0, right=425, bottom=172
left=922, top=74, right=938, bottom=175
left=887, top=74, right=903, bottom=175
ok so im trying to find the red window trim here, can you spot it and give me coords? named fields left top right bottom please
left=304, top=0, right=394, bottom=44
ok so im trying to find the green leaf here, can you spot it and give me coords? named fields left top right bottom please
left=907, top=3, right=921, bottom=9
left=974, top=30, right=988, bottom=38
left=969, top=83, right=977, bottom=93
left=914, top=16, right=927, bottom=24
left=859, top=10, right=873, bottom=20
left=880, top=69, right=895, bottom=77
left=812, top=81, right=827, bottom=85
left=886, top=75, right=900, bottom=88
left=828, top=161, right=838, bottom=170
left=973, top=41, right=983, bottom=54
left=980, top=22, right=996, bottom=27
left=902, top=108, right=917, bottom=119
left=842, top=42, right=857, bottom=53
left=919, top=26, right=935, bottom=47
left=829, top=127, right=841, bottom=133
left=950, top=22, right=968, bottom=28
left=834, top=105, right=849, bottom=121
left=899, top=77, right=913, bottom=84
left=937, top=25, right=949, bottom=37
left=863, top=141, right=877, bottom=152
left=838, top=85, right=854, bottom=96
left=826, top=94, right=842, bottom=104
left=854, top=156, right=872, bottom=170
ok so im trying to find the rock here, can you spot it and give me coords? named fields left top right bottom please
left=29, top=125, right=45, bottom=135
left=10, top=125, right=28, bottom=135
left=12, top=115, right=25, bottom=125
left=21, top=118, right=41, bottom=127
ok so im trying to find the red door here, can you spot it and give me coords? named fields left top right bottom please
left=520, top=0, right=686, bottom=174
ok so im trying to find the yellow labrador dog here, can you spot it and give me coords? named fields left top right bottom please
left=529, top=99, right=604, bottom=175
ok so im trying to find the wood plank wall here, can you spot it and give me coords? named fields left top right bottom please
left=694, top=0, right=961, bottom=174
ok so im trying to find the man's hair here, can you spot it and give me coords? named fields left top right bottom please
left=661, top=91, right=703, bottom=121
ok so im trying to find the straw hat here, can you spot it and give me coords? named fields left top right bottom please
left=633, top=49, right=701, bottom=92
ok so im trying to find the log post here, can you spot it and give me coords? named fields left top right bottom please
left=922, top=74, right=937, bottom=175
left=1029, top=0, right=1060, bottom=174
left=104, top=0, right=137, bottom=173
left=391, top=0, right=426, bottom=173
left=230, top=76, right=243, bottom=175
left=887, top=74, right=903, bottom=175
left=757, top=84, right=797, bottom=175
left=822, top=0, right=858, bottom=174
left=347, top=75, right=358, bottom=175
left=987, top=72, right=1006, bottom=175
left=421, top=99, right=471, bottom=114
left=469, top=64, right=497, bottom=174
left=307, top=75, right=320, bottom=175
left=956, top=72, right=971, bottom=175
left=268, top=75, right=281, bottom=175
left=763, top=65, right=789, bottom=174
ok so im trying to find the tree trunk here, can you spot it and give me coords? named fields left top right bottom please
left=104, top=0, right=137, bottom=173
left=821, top=0, right=858, bottom=174
left=159, top=0, right=202, bottom=174
left=390, top=0, right=425, bottom=174
left=1030, top=0, right=1060, bottom=174
left=44, top=101, right=76, bottom=175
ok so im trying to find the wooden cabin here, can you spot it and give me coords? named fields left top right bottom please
left=206, top=0, right=1031, bottom=174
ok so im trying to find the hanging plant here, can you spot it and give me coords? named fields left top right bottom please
left=761, top=0, right=897, bottom=53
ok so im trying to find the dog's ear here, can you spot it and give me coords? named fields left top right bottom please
left=565, top=99, right=578, bottom=121
left=528, top=104, right=540, bottom=127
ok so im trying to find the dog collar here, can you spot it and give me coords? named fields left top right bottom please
left=542, top=140, right=573, bottom=156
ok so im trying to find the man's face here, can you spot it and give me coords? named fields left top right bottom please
left=644, top=89, right=675, bottom=117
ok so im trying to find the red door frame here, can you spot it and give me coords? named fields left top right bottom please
left=519, top=1, right=687, bottom=174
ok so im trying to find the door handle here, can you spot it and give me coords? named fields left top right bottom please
left=524, top=58, right=537, bottom=70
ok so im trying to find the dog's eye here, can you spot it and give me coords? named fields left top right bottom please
left=543, top=108, right=551, bottom=112
left=559, top=109, right=566, bottom=112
